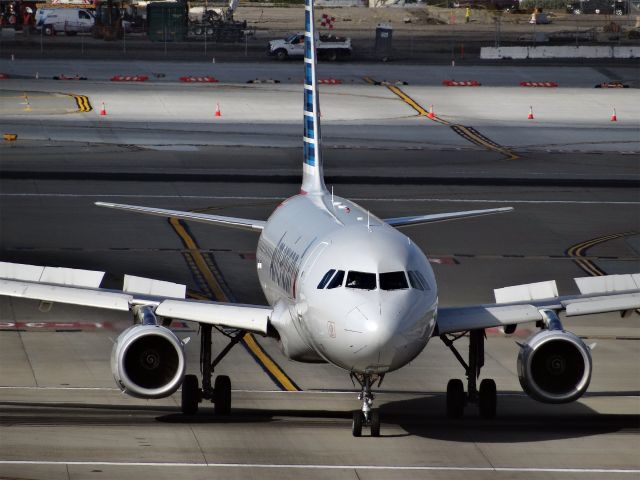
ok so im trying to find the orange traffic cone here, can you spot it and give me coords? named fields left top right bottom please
left=610, top=107, right=617, bottom=122
left=427, top=105, right=435, bottom=119
left=527, top=106, right=534, bottom=120
left=215, top=103, right=221, bottom=117
left=100, top=102, right=107, bottom=116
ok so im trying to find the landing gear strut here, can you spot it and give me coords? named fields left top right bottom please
left=181, top=323, right=245, bottom=415
left=441, top=329, right=497, bottom=419
left=351, top=373, right=383, bottom=437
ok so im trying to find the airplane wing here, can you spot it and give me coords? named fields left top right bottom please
left=384, top=207, right=513, bottom=228
left=95, top=202, right=266, bottom=232
left=0, top=262, right=269, bottom=334
left=436, top=274, right=640, bottom=335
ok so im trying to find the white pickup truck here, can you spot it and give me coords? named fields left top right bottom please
left=269, top=32, right=351, bottom=61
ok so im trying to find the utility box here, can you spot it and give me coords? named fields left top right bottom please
left=147, top=2, right=187, bottom=42
left=375, top=23, right=393, bottom=60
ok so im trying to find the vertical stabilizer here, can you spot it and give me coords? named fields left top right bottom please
left=301, top=0, right=326, bottom=194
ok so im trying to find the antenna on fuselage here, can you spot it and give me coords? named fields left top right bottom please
left=367, top=211, right=371, bottom=232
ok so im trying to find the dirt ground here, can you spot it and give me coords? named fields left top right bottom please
left=1, top=4, right=638, bottom=62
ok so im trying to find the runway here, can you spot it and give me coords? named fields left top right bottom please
left=1, top=63, right=639, bottom=479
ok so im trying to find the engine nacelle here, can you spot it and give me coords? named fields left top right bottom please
left=111, top=324, right=186, bottom=399
left=517, top=329, right=592, bottom=404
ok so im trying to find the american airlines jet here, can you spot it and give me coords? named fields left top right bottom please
left=1, top=0, right=639, bottom=437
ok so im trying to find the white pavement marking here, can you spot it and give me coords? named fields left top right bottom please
left=0, top=461, right=638, bottom=474
left=0, top=194, right=638, bottom=205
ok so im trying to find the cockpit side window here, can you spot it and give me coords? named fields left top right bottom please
left=327, top=270, right=345, bottom=289
left=380, top=271, right=409, bottom=290
left=408, top=270, right=431, bottom=291
left=416, top=271, right=430, bottom=290
left=408, top=270, right=424, bottom=290
left=317, top=269, right=336, bottom=289
left=346, top=271, right=377, bottom=290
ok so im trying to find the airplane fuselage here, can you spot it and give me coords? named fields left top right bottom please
left=257, top=192, right=438, bottom=374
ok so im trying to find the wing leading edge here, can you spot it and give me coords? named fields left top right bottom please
left=385, top=207, right=513, bottom=228
left=436, top=273, right=640, bottom=335
left=95, top=202, right=266, bottom=232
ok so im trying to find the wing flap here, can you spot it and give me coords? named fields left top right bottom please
left=494, top=280, right=558, bottom=303
left=95, top=202, right=266, bottom=232
left=123, top=275, right=186, bottom=299
left=156, top=300, right=269, bottom=334
left=574, top=274, right=640, bottom=295
left=0, top=261, right=104, bottom=288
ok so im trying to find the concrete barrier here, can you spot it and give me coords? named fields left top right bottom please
left=482, top=46, right=640, bottom=59
left=613, top=46, right=640, bottom=58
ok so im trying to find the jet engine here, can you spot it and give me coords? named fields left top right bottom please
left=111, top=307, right=186, bottom=399
left=517, top=328, right=592, bottom=404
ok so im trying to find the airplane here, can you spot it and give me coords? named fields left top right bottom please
left=1, top=0, right=639, bottom=438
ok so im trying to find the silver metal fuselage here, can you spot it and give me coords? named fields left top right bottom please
left=256, top=192, right=438, bottom=374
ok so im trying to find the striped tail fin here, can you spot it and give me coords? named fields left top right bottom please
left=301, top=0, right=326, bottom=195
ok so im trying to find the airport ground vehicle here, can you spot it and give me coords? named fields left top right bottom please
left=269, top=32, right=351, bottom=61
left=566, top=0, right=628, bottom=14
left=34, top=8, right=94, bottom=35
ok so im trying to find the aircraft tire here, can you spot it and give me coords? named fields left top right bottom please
left=352, top=411, right=363, bottom=437
left=181, top=374, right=199, bottom=415
left=446, top=379, right=465, bottom=419
left=478, top=378, right=497, bottom=419
left=370, top=410, right=380, bottom=437
left=214, top=375, right=232, bottom=415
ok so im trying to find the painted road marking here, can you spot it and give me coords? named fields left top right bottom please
left=168, top=217, right=300, bottom=392
left=566, top=231, right=638, bottom=277
left=0, top=461, right=638, bottom=474
left=374, top=80, right=519, bottom=160
left=3, top=194, right=638, bottom=206
left=72, top=94, right=92, bottom=112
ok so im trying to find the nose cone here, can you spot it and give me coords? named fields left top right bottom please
left=342, top=295, right=432, bottom=373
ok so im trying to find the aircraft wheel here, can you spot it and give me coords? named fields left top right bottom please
left=446, top=379, right=465, bottom=419
left=478, top=378, right=497, bottom=419
left=181, top=374, right=199, bottom=415
left=213, top=375, right=232, bottom=415
left=370, top=409, right=380, bottom=437
left=352, top=411, right=363, bottom=437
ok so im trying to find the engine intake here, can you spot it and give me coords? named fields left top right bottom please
left=517, top=325, right=592, bottom=404
left=111, top=320, right=186, bottom=399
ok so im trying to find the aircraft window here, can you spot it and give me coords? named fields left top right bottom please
left=346, top=271, right=376, bottom=290
left=407, top=270, right=424, bottom=290
left=416, top=271, right=430, bottom=290
left=317, top=269, right=336, bottom=289
left=380, top=271, right=409, bottom=290
left=327, top=270, right=344, bottom=289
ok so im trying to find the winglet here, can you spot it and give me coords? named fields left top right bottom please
left=301, top=0, right=326, bottom=195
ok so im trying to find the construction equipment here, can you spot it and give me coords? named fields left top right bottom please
left=188, top=0, right=249, bottom=42
left=93, top=0, right=123, bottom=40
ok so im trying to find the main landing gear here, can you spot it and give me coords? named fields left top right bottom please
left=351, top=373, right=383, bottom=437
left=441, top=329, right=497, bottom=419
left=181, top=323, right=246, bottom=415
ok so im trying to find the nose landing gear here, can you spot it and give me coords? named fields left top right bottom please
left=351, top=373, right=382, bottom=437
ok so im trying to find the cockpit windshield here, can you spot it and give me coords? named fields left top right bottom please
left=327, top=270, right=345, bottom=289
left=380, top=271, right=409, bottom=290
left=317, top=269, right=427, bottom=292
left=346, top=271, right=377, bottom=290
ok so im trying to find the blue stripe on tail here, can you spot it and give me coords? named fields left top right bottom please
left=301, top=0, right=324, bottom=186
